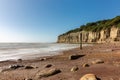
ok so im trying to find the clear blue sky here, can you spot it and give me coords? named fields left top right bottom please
left=0, top=0, right=120, bottom=42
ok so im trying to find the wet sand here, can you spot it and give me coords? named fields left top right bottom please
left=0, top=43, right=120, bottom=80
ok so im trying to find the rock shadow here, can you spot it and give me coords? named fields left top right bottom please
left=97, top=78, right=101, bottom=80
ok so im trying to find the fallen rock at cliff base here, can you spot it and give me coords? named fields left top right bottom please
left=80, top=74, right=98, bottom=80
left=36, top=68, right=61, bottom=78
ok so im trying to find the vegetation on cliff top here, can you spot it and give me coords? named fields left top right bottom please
left=60, top=16, right=120, bottom=36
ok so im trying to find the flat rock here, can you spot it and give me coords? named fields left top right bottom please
left=36, top=68, right=61, bottom=78
left=24, top=66, right=34, bottom=69
left=80, top=74, right=97, bottom=80
left=92, top=59, right=104, bottom=64
left=45, top=64, right=52, bottom=68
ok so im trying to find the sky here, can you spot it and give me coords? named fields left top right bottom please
left=0, top=0, right=120, bottom=42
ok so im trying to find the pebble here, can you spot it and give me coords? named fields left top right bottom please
left=71, top=66, right=79, bottom=72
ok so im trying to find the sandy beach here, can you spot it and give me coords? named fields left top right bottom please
left=0, top=43, right=120, bottom=80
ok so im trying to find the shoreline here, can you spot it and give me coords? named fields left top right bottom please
left=0, top=43, right=91, bottom=63
left=0, top=43, right=82, bottom=62
left=0, top=43, right=120, bottom=80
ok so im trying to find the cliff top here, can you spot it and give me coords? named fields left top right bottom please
left=59, top=16, right=120, bottom=36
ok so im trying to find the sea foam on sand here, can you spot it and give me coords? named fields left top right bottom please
left=0, top=43, right=88, bottom=61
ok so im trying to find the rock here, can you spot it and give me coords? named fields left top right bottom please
left=40, top=58, right=47, bottom=61
left=40, top=58, right=44, bottom=61
left=17, top=59, right=22, bottom=62
left=24, top=78, right=32, bottom=80
left=92, top=59, right=104, bottom=64
left=69, top=54, right=84, bottom=60
left=0, top=64, right=24, bottom=72
left=36, top=67, right=39, bottom=68
left=71, top=66, right=79, bottom=72
left=24, top=66, right=34, bottom=69
left=82, top=63, right=89, bottom=67
left=9, top=64, right=24, bottom=69
left=36, top=68, right=61, bottom=78
left=45, top=64, right=52, bottom=68
left=80, top=74, right=97, bottom=80
left=1, top=64, right=24, bottom=72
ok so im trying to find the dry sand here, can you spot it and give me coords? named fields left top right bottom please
left=0, top=43, right=120, bottom=80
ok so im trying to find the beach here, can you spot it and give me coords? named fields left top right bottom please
left=0, top=43, right=120, bottom=80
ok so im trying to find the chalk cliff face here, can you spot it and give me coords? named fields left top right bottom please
left=57, top=26, right=120, bottom=43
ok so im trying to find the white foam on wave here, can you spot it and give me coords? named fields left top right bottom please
left=0, top=43, right=88, bottom=61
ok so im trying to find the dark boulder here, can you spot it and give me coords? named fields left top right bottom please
left=69, top=54, right=84, bottom=60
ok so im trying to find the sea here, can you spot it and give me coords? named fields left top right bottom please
left=0, top=43, right=84, bottom=61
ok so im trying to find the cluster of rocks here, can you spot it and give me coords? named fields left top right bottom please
left=68, top=54, right=103, bottom=80
left=82, top=59, right=104, bottom=67
left=9, top=64, right=35, bottom=70
left=29, top=56, right=103, bottom=80
left=80, top=59, right=104, bottom=80
left=0, top=55, right=104, bottom=80
left=0, top=64, right=35, bottom=72
left=9, top=64, right=24, bottom=69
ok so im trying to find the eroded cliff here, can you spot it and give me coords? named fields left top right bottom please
left=57, top=26, right=120, bottom=43
left=58, top=16, right=120, bottom=43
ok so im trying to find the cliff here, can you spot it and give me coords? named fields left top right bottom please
left=57, top=16, right=120, bottom=43
left=58, top=27, right=120, bottom=43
